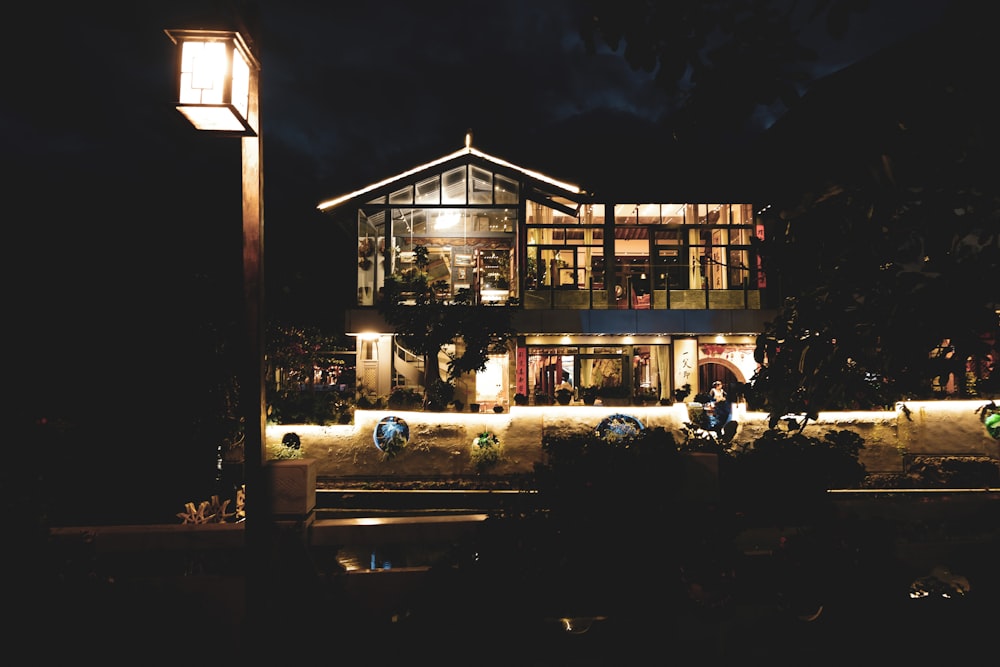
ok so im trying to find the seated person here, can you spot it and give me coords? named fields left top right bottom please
left=709, top=381, right=726, bottom=403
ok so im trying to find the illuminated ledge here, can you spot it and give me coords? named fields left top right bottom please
left=310, top=513, right=489, bottom=548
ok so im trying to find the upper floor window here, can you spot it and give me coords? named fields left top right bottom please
left=415, top=175, right=440, bottom=204
left=442, top=166, right=467, bottom=204
left=494, top=173, right=518, bottom=204
left=469, top=166, right=493, bottom=204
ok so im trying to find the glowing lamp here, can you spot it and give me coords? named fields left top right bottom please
left=165, top=29, right=258, bottom=134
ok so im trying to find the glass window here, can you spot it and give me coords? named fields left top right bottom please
left=614, top=203, right=640, bottom=224
left=637, top=203, right=659, bottom=224
left=469, top=166, right=493, bottom=204
left=415, top=175, right=440, bottom=204
left=661, top=204, right=685, bottom=225
left=442, top=166, right=467, bottom=204
left=732, top=203, right=753, bottom=225
left=580, top=203, right=605, bottom=224
left=728, top=248, right=750, bottom=288
left=494, top=174, right=518, bottom=204
left=388, top=185, right=413, bottom=205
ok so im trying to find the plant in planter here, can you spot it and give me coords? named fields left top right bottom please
left=598, top=385, right=631, bottom=405
left=471, top=430, right=502, bottom=471
left=580, top=385, right=599, bottom=405
left=177, top=486, right=244, bottom=524
left=976, top=400, right=1000, bottom=439
left=674, top=383, right=692, bottom=402
left=634, top=389, right=658, bottom=405
left=513, top=392, right=529, bottom=406
left=388, top=386, right=422, bottom=409
left=380, top=431, right=408, bottom=459
left=374, top=416, right=409, bottom=459
left=269, top=435, right=304, bottom=460
left=555, top=387, right=574, bottom=405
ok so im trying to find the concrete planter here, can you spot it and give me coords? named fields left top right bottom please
left=265, top=458, right=317, bottom=517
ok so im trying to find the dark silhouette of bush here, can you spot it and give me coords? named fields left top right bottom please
left=723, top=429, right=866, bottom=524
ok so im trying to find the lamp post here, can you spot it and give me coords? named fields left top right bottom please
left=164, top=26, right=268, bottom=644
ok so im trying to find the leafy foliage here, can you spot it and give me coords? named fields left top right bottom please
left=265, top=324, right=354, bottom=424
left=266, top=324, right=347, bottom=386
left=380, top=431, right=407, bottom=459
left=268, top=442, right=304, bottom=461
left=534, top=427, right=686, bottom=522
left=740, top=6, right=1000, bottom=423
left=176, top=491, right=242, bottom=524
left=471, top=431, right=502, bottom=471
left=748, top=111, right=1000, bottom=421
left=583, top=1, right=999, bottom=426
left=387, top=386, right=423, bottom=409
left=378, top=245, right=517, bottom=402
left=721, top=429, right=866, bottom=523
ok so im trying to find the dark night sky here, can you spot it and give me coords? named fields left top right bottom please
left=4, top=0, right=955, bottom=416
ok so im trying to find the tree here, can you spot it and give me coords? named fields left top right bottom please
left=378, top=245, right=516, bottom=407
left=265, top=324, right=352, bottom=423
left=745, top=4, right=999, bottom=424
left=266, top=323, right=347, bottom=392
left=583, top=2, right=998, bottom=424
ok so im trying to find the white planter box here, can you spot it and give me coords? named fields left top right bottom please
left=265, top=458, right=317, bottom=516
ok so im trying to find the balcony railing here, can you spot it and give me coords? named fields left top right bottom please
left=524, top=287, right=761, bottom=310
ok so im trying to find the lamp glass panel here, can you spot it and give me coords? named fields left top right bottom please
left=177, top=106, right=246, bottom=132
left=230, top=48, right=250, bottom=121
left=179, top=41, right=228, bottom=105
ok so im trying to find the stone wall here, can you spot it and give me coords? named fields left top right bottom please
left=265, top=400, right=999, bottom=480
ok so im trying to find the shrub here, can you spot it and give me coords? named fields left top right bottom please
left=471, top=430, right=502, bottom=471
left=387, top=386, right=422, bottom=409
left=268, top=389, right=351, bottom=425
left=269, top=441, right=304, bottom=460
left=724, top=429, right=866, bottom=523
left=425, top=379, right=454, bottom=411
left=381, top=431, right=407, bottom=459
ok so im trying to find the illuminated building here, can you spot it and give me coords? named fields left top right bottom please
left=318, top=133, right=775, bottom=409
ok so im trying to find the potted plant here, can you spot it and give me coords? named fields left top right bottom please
left=580, top=385, right=599, bottom=405
left=674, top=383, right=692, bottom=403
left=598, top=385, right=630, bottom=406
left=470, top=430, right=502, bottom=471
left=555, top=387, right=574, bottom=405
left=634, top=389, right=658, bottom=405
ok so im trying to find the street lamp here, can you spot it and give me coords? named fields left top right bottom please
left=166, top=29, right=258, bottom=134
left=165, top=26, right=267, bottom=643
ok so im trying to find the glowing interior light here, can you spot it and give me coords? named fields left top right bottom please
left=229, top=49, right=250, bottom=121
left=179, top=41, right=227, bottom=104
left=435, top=212, right=460, bottom=229
left=170, top=31, right=256, bottom=133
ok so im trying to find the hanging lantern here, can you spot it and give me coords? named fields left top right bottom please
left=165, top=29, right=259, bottom=134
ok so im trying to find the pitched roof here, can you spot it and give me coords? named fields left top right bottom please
left=316, top=136, right=583, bottom=213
